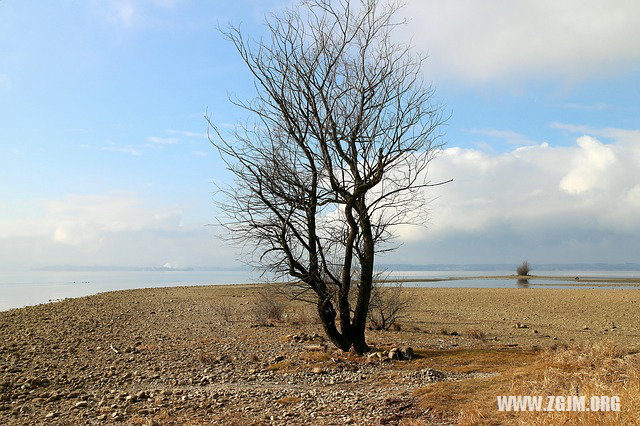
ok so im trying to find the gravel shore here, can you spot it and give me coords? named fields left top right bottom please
left=1, top=285, right=638, bottom=424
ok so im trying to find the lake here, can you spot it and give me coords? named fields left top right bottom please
left=1, top=269, right=640, bottom=311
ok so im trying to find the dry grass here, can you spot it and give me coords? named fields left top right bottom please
left=197, top=351, right=218, bottom=365
left=266, top=360, right=293, bottom=371
left=213, top=301, right=235, bottom=323
left=253, top=285, right=288, bottom=323
left=135, top=343, right=158, bottom=351
left=286, top=306, right=315, bottom=325
left=506, top=342, right=640, bottom=425
left=411, top=343, right=640, bottom=425
left=276, top=396, right=302, bottom=405
left=413, top=348, right=539, bottom=374
left=466, top=329, right=486, bottom=340
left=299, top=351, right=332, bottom=363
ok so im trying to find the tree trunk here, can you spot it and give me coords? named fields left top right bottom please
left=316, top=295, right=351, bottom=351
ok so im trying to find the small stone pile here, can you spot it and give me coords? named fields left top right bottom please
left=367, top=346, right=414, bottom=361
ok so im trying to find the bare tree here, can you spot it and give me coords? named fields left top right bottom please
left=208, top=0, right=447, bottom=353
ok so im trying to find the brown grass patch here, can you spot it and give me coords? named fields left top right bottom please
left=299, top=351, right=332, bottom=363
left=266, top=360, right=293, bottom=371
left=413, top=348, right=538, bottom=374
left=286, top=306, right=315, bottom=325
left=502, top=342, right=640, bottom=426
left=412, top=343, right=640, bottom=425
left=466, top=329, right=486, bottom=340
left=277, top=396, right=302, bottom=405
left=197, top=351, right=218, bottom=365
left=129, top=415, right=147, bottom=425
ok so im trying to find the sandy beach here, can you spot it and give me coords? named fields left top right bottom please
left=1, top=284, right=639, bottom=424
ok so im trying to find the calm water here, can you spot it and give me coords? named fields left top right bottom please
left=1, top=269, right=639, bottom=311
left=0, top=270, right=256, bottom=311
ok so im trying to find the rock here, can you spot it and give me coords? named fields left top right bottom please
left=388, top=348, right=402, bottom=360
left=74, top=400, right=88, bottom=408
left=533, top=329, right=539, bottom=334
left=312, top=367, right=324, bottom=374
left=273, top=355, right=285, bottom=363
left=401, top=347, right=414, bottom=359
left=583, top=326, right=589, bottom=330
left=97, top=414, right=107, bottom=420
left=45, top=412, right=58, bottom=419
left=514, top=323, right=528, bottom=329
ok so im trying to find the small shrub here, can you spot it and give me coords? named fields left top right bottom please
left=368, top=283, right=411, bottom=331
left=198, top=351, right=218, bottom=365
left=466, top=329, right=486, bottom=340
left=286, top=306, right=314, bottom=325
left=213, top=301, right=234, bottom=323
left=516, top=260, right=530, bottom=276
left=253, top=285, right=287, bottom=323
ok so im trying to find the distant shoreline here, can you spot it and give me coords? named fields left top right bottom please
left=3, top=272, right=640, bottom=312
left=379, top=274, right=640, bottom=286
left=28, top=262, right=640, bottom=273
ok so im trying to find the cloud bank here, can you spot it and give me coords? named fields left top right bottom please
left=390, top=127, right=640, bottom=263
left=403, top=1, right=640, bottom=84
left=2, top=128, right=639, bottom=269
left=0, top=193, right=232, bottom=269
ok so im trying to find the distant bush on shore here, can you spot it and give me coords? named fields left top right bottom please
left=517, top=260, right=530, bottom=276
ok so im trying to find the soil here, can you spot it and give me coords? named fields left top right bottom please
left=1, top=284, right=638, bottom=425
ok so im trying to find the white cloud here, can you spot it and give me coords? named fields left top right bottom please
left=559, top=136, right=615, bottom=194
left=402, top=1, right=640, bottom=84
left=147, top=136, right=179, bottom=145
left=0, top=192, right=233, bottom=269
left=44, top=193, right=181, bottom=244
left=398, top=128, right=640, bottom=250
left=101, top=145, right=142, bottom=156
left=165, top=129, right=207, bottom=138
left=550, top=122, right=640, bottom=145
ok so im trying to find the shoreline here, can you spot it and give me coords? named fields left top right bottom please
left=3, top=273, right=640, bottom=313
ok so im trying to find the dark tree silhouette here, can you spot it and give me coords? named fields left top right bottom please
left=208, top=0, right=447, bottom=353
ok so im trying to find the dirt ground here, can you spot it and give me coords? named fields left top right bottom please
left=1, top=284, right=638, bottom=425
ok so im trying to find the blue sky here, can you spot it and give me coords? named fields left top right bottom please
left=1, top=0, right=639, bottom=269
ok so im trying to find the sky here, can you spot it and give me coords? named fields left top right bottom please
left=1, top=0, right=639, bottom=270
